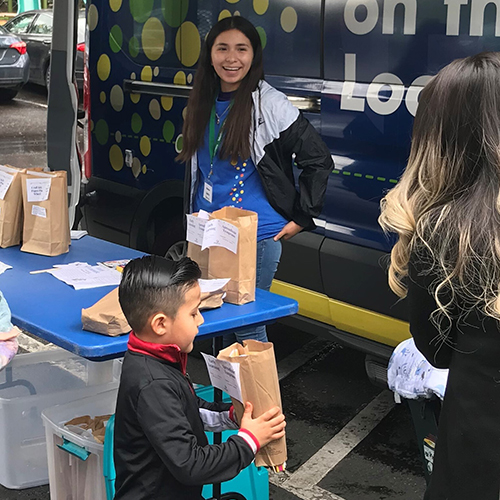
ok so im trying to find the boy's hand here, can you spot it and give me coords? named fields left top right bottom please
left=240, top=402, right=286, bottom=448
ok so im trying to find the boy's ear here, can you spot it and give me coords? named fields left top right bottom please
left=150, top=312, right=173, bottom=337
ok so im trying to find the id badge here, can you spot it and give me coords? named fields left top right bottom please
left=203, top=180, right=213, bottom=203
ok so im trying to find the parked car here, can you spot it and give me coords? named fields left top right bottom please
left=3, top=9, right=85, bottom=90
left=0, top=25, right=29, bottom=101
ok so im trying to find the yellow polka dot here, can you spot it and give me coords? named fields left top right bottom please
left=182, top=107, right=187, bottom=120
left=90, top=120, right=94, bottom=131
left=142, top=165, right=147, bottom=174
left=174, top=71, right=187, bottom=85
left=243, top=162, right=247, bottom=166
left=175, top=22, right=200, bottom=67
left=109, top=144, right=124, bottom=171
left=88, top=4, right=98, bottom=31
left=109, top=0, right=122, bottom=12
left=161, top=96, right=173, bottom=111
left=240, top=190, right=244, bottom=194
left=131, top=72, right=136, bottom=79
left=115, top=130, right=122, bottom=143
left=253, top=0, right=268, bottom=15
left=141, top=66, right=153, bottom=82
left=149, top=99, right=161, bottom=120
left=218, top=10, right=231, bottom=21
left=132, top=157, right=141, bottom=178
left=110, top=85, right=124, bottom=112
left=234, top=10, right=240, bottom=16
left=281, top=6, right=298, bottom=33
left=100, top=91, right=106, bottom=103
left=97, top=54, right=111, bottom=81
left=187, top=73, right=193, bottom=84
left=140, top=136, right=151, bottom=156
left=232, top=197, right=236, bottom=201
left=131, top=93, right=140, bottom=104
left=142, top=17, right=165, bottom=61
left=154, top=66, right=159, bottom=77
left=226, top=0, right=239, bottom=3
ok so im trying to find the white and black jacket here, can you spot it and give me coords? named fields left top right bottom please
left=186, top=80, right=334, bottom=230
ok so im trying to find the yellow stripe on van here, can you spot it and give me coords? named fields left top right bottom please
left=270, top=280, right=410, bottom=348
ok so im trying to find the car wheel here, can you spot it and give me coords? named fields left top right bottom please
left=0, top=89, right=18, bottom=102
left=45, top=63, right=51, bottom=89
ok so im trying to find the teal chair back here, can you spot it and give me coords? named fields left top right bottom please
left=103, top=414, right=116, bottom=500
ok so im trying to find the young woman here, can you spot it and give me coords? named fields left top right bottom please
left=379, top=52, right=500, bottom=499
left=178, top=16, right=333, bottom=344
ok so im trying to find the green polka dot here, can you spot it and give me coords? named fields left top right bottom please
left=162, top=120, right=175, bottom=143
left=129, top=36, right=140, bottom=58
left=256, top=26, right=267, bottom=49
left=162, top=0, right=189, bottom=28
left=175, top=134, right=183, bottom=153
left=95, top=119, right=109, bottom=146
left=131, top=113, right=142, bottom=134
left=109, top=25, right=123, bottom=53
left=130, top=0, right=154, bottom=23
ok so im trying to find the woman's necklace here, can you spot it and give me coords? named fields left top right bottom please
left=215, top=104, right=231, bottom=125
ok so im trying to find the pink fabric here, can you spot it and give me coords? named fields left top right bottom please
left=0, top=339, right=18, bottom=370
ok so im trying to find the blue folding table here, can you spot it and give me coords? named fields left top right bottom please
left=0, top=236, right=298, bottom=500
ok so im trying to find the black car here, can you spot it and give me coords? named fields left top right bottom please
left=4, top=9, right=85, bottom=90
left=0, top=25, right=30, bottom=101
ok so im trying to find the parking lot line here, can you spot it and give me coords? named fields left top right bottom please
left=13, top=98, right=48, bottom=109
left=275, top=390, right=395, bottom=497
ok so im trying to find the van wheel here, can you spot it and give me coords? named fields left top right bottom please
left=151, top=213, right=185, bottom=257
left=0, top=89, right=18, bottom=102
left=165, top=241, right=187, bottom=261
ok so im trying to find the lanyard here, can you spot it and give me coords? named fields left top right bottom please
left=208, top=101, right=232, bottom=175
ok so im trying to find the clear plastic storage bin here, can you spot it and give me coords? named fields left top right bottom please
left=0, top=348, right=120, bottom=489
left=42, top=389, right=118, bottom=500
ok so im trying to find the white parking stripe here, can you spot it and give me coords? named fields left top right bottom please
left=275, top=390, right=395, bottom=497
left=13, top=98, right=48, bottom=109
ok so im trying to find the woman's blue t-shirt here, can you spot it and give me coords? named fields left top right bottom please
left=193, top=97, right=287, bottom=241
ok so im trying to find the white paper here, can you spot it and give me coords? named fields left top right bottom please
left=198, top=209, right=210, bottom=219
left=0, top=170, right=14, bottom=200
left=201, top=219, right=239, bottom=253
left=0, top=261, right=12, bottom=275
left=46, top=262, right=122, bottom=290
left=26, top=177, right=51, bottom=202
left=186, top=214, right=207, bottom=246
left=31, top=205, right=47, bottom=218
left=198, top=278, right=230, bottom=293
left=201, top=353, right=242, bottom=403
left=70, top=230, right=88, bottom=240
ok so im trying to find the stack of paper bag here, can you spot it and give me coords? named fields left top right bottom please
left=21, top=170, right=70, bottom=256
left=186, top=212, right=209, bottom=279
left=82, top=288, right=131, bottom=336
left=0, top=165, right=25, bottom=247
left=217, top=340, right=287, bottom=469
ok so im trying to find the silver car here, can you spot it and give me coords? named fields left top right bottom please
left=0, top=25, right=30, bottom=101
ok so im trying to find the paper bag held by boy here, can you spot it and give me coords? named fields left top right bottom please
left=217, top=339, right=287, bottom=469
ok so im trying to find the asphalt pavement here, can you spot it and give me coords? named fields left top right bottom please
left=0, top=85, right=428, bottom=500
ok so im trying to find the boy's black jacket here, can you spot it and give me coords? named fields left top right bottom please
left=114, top=350, right=254, bottom=500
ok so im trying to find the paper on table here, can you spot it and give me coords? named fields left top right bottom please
left=0, top=261, right=12, bottom=275
left=201, top=219, right=239, bottom=254
left=201, top=353, right=242, bottom=403
left=199, top=278, right=230, bottom=293
left=26, top=177, right=51, bottom=202
left=70, top=230, right=88, bottom=240
left=186, top=214, right=207, bottom=246
left=0, top=170, right=14, bottom=200
left=46, top=262, right=122, bottom=290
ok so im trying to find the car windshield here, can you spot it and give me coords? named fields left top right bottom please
left=0, top=26, right=6, bottom=34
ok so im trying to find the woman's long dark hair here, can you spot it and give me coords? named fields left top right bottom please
left=177, top=16, right=264, bottom=164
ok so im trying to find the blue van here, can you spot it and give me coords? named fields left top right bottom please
left=81, top=0, right=500, bottom=365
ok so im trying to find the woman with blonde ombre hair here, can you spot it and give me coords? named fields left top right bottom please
left=379, top=52, right=500, bottom=500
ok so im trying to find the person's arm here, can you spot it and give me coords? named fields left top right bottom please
left=281, top=113, right=334, bottom=230
left=137, top=380, right=254, bottom=486
left=408, top=257, right=455, bottom=369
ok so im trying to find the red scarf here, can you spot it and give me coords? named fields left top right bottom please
left=127, top=331, right=188, bottom=375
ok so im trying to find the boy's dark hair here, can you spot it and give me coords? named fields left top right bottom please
left=119, top=256, right=201, bottom=333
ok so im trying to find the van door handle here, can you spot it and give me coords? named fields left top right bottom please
left=123, top=79, right=192, bottom=98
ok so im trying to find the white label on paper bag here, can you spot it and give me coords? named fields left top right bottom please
left=186, top=214, right=207, bottom=246
left=199, top=278, right=230, bottom=293
left=27, top=178, right=51, bottom=202
left=31, top=205, right=47, bottom=218
left=201, top=353, right=242, bottom=403
left=201, top=219, right=238, bottom=254
left=0, top=170, right=14, bottom=200
left=198, top=209, right=210, bottom=219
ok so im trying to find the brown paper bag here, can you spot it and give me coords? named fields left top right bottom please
left=208, top=207, right=257, bottom=305
left=217, top=340, right=287, bottom=469
left=81, top=288, right=131, bottom=336
left=199, top=290, right=224, bottom=310
left=21, top=170, right=70, bottom=256
left=0, top=165, right=25, bottom=247
left=186, top=212, right=209, bottom=278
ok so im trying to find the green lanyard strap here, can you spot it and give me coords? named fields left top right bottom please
left=208, top=101, right=232, bottom=167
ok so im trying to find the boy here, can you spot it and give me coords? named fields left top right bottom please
left=115, top=255, right=286, bottom=500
